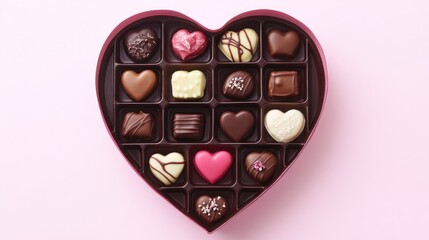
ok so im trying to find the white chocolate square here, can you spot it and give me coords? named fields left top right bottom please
left=171, top=70, right=206, bottom=99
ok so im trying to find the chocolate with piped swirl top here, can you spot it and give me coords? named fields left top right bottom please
left=173, top=113, right=203, bottom=140
left=121, top=111, right=154, bottom=139
left=245, top=151, right=278, bottom=183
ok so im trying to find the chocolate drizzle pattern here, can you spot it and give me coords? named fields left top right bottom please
left=149, top=155, right=185, bottom=184
left=245, top=152, right=278, bottom=183
left=218, top=28, right=258, bottom=62
left=121, top=111, right=154, bottom=138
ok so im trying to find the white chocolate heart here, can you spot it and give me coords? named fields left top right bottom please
left=264, top=109, right=305, bottom=143
left=218, top=28, right=258, bottom=62
left=149, top=152, right=185, bottom=185
left=171, top=70, right=206, bottom=99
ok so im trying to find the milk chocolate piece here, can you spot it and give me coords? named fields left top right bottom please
left=121, top=111, right=154, bottom=139
left=121, top=70, right=157, bottom=101
left=268, top=29, right=300, bottom=58
left=268, top=71, right=299, bottom=97
left=173, top=113, right=203, bottom=140
left=220, top=110, right=255, bottom=142
left=124, top=28, right=159, bottom=62
left=245, top=151, right=278, bottom=183
left=196, top=195, right=228, bottom=224
left=222, top=71, right=254, bottom=99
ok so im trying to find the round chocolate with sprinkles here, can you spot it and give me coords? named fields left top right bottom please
left=123, top=28, right=159, bottom=62
left=196, top=195, right=228, bottom=224
left=222, top=71, right=254, bottom=99
left=245, top=151, right=278, bottom=183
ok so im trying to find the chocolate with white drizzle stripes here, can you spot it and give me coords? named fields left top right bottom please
left=149, top=152, right=185, bottom=185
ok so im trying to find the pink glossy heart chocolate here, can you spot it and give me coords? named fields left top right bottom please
left=194, top=150, right=233, bottom=184
left=96, top=10, right=327, bottom=232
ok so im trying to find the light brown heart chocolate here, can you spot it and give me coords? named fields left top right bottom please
left=267, top=29, right=300, bottom=58
left=121, top=70, right=157, bottom=101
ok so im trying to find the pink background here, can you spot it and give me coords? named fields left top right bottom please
left=1, top=0, right=429, bottom=239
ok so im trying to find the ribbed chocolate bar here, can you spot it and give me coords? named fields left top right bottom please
left=173, top=113, right=203, bottom=140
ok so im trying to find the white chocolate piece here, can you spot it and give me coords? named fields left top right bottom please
left=218, top=28, right=259, bottom=62
left=149, top=152, right=185, bottom=185
left=171, top=70, right=206, bottom=99
left=264, top=109, right=305, bottom=143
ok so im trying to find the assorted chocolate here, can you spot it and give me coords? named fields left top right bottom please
left=218, top=28, right=259, bottom=62
left=196, top=195, right=228, bottom=224
left=267, top=29, right=300, bottom=58
left=171, top=70, right=206, bottom=99
left=121, top=70, right=157, bottom=101
left=268, top=71, right=299, bottom=98
left=121, top=111, right=154, bottom=139
left=124, top=28, right=159, bottom=62
left=245, top=151, right=278, bottom=183
left=172, top=29, right=208, bottom=61
left=173, top=113, right=204, bottom=140
left=97, top=12, right=326, bottom=232
left=222, top=71, right=254, bottom=99
left=220, top=110, right=255, bottom=142
left=149, top=152, right=185, bottom=185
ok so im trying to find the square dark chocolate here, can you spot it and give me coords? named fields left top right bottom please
left=173, top=113, right=204, bottom=140
left=268, top=71, right=299, bottom=97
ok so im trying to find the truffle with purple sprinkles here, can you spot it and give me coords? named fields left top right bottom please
left=195, top=195, right=228, bottom=224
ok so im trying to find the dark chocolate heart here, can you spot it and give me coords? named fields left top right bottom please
left=96, top=10, right=327, bottom=232
left=220, top=110, right=255, bottom=142
left=268, top=29, right=300, bottom=58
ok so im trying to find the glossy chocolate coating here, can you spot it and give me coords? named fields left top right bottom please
left=268, top=71, right=299, bottom=97
left=245, top=151, right=278, bottom=183
left=124, top=28, right=159, bottom=62
left=222, top=71, right=254, bottom=99
left=173, top=113, right=203, bottom=140
left=196, top=195, right=228, bottom=224
left=121, top=111, right=154, bottom=139
left=121, top=70, right=157, bottom=101
left=267, top=29, right=300, bottom=58
left=220, top=110, right=255, bottom=142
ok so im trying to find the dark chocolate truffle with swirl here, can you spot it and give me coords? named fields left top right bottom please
left=245, top=151, right=278, bottom=183
left=222, top=71, right=254, bottom=99
left=121, top=111, right=154, bottom=139
left=123, top=28, right=159, bottom=62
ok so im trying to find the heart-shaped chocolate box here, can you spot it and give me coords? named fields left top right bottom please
left=96, top=10, right=327, bottom=232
